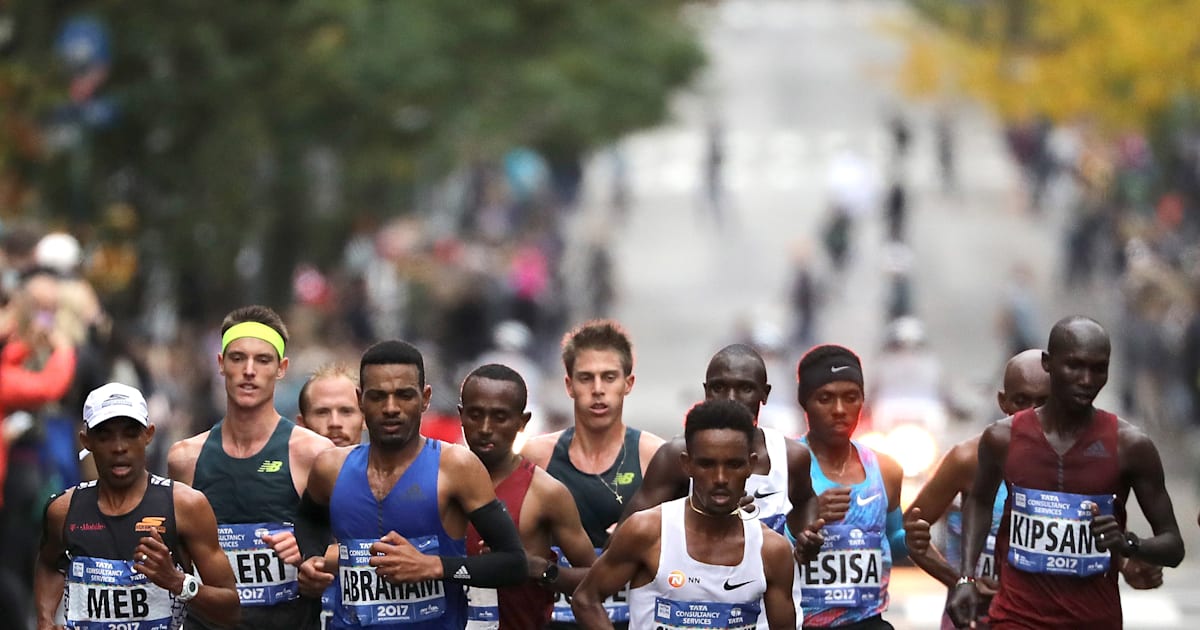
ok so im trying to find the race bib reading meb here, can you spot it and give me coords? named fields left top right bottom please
left=66, top=556, right=179, bottom=630
left=1007, top=486, right=1113, bottom=577
left=218, top=522, right=300, bottom=605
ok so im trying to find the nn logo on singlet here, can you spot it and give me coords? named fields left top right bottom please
left=258, top=460, right=283, bottom=473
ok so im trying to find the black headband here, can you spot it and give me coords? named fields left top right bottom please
left=797, top=345, right=864, bottom=406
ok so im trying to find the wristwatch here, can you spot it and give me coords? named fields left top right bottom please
left=539, top=561, right=560, bottom=585
left=954, top=576, right=976, bottom=588
left=1123, top=531, right=1141, bottom=558
left=177, top=573, right=201, bottom=602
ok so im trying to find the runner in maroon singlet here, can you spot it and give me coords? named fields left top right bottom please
left=947, top=316, right=1184, bottom=629
left=459, top=364, right=596, bottom=629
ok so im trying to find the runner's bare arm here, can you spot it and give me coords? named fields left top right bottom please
left=761, top=526, right=798, bottom=630
left=536, top=471, right=596, bottom=594
left=171, top=484, right=241, bottom=627
left=960, top=422, right=1007, bottom=577
left=34, top=492, right=70, bottom=630
left=785, top=441, right=822, bottom=557
left=288, top=426, right=335, bottom=497
left=948, top=420, right=1009, bottom=628
left=618, top=437, right=687, bottom=523
left=518, top=431, right=562, bottom=470
left=905, top=441, right=976, bottom=587
left=1121, top=429, right=1183, bottom=567
left=437, top=445, right=526, bottom=587
left=166, top=433, right=207, bottom=486
left=295, top=447, right=350, bottom=559
left=637, top=431, right=666, bottom=476
left=571, top=509, right=658, bottom=630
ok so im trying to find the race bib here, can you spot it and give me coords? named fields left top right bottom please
left=976, top=533, right=998, bottom=579
left=759, top=513, right=786, bottom=535
left=465, top=585, right=499, bottom=629
left=1007, top=486, right=1113, bottom=577
left=320, top=580, right=337, bottom=630
left=339, top=537, right=446, bottom=626
left=65, top=556, right=178, bottom=630
left=650, top=597, right=760, bottom=630
left=551, top=547, right=629, bottom=623
left=799, top=525, right=884, bottom=609
left=218, top=522, right=300, bottom=606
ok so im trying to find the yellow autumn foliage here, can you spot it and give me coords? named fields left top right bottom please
left=897, top=0, right=1200, bottom=132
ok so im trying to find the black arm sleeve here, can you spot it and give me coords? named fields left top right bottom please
left=294, top=490, right=332, bottom=559
left=440, top=499, right=526, bottom=588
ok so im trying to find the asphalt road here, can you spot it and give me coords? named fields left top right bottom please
left=563, top=1, right=1200, bottom=627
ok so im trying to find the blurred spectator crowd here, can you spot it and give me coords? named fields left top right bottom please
left=0, top=147, right=611, bottom=624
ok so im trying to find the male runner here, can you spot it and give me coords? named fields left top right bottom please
left=297, top=340, right=527, bottom=629
left=520, top=320, right=664, bottom=629
left=294, top=363, right=366, bottom=629
left=906, top=349, right=1162, bottom=629
left=797, top=345, right=906, bottom=629
left=35, top=383, right=240, bottom=629
left=622, top=344, right=818, bottom=536
left=297, top=363, right=365, bottom=447
left=168, top=305, right=333, bottom=630
left=571, top=399, right=797, bottom=629
left=458, top=363, right=596, bottom=629
left=948, top=316, right=1185, bottom=629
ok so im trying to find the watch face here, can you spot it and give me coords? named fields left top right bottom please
left=542, top=563, right=559, bottom=583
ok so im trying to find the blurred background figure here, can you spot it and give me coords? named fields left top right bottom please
left=823, top=147, right=880, bottom=272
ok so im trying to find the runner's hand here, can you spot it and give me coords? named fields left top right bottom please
left=817, top=487, right=851, bottom=523
left=133, top=526, right=185, bottom=594
left=946, top=580, right=980, bottom=629
left=793, top=518, right=826, bottom=564
left=1122, top=557, right=1163, bottom=590
left=369, top=531, right=440, bottom=583
left=975, top=575, right=999, bottom=597
left=1088, top=499, right=1128, bottom=554
left=298, top=556, right=334, bottom=598
left=263, top=530, right=301, bottom=566
left=904, top=507, right=930, bottom=556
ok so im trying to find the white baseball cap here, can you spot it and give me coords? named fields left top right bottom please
left=83, top=383, right=149, bottom=430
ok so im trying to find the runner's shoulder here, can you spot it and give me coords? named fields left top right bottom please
left=167, top=430, right=210, bottom=479
left=521, top=430, right=564, bottom=468
left=289, top=423, right=335, bottom=461
left=636, top=429, right=665, bottom=465
left=527, top=464, right=576, bottom=517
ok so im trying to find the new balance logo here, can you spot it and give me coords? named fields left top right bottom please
left=258, top=460, right=283, bottom=473
left=1082, top=440, right=1109, bottom=458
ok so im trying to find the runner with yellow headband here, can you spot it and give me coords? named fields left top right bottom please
left=169, top=305, right=333, bottom=630
left=222, top=320, right=287, bottom=358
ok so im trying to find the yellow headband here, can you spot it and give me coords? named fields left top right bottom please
left=221, top=321, right=285, bottom=358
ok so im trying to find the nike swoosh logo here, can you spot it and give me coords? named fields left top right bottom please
left=831, top=366, right=852, bottom=373
left=753, top=489, right=778, bottom=499
left=856, top=494, right=881, bottom=507
left=723, top=579, right=752, bottom=590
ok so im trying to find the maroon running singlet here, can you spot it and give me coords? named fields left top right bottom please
left=989, top=408, right=1125, bottom=629
left=466, top=457, right=552, bottom=629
